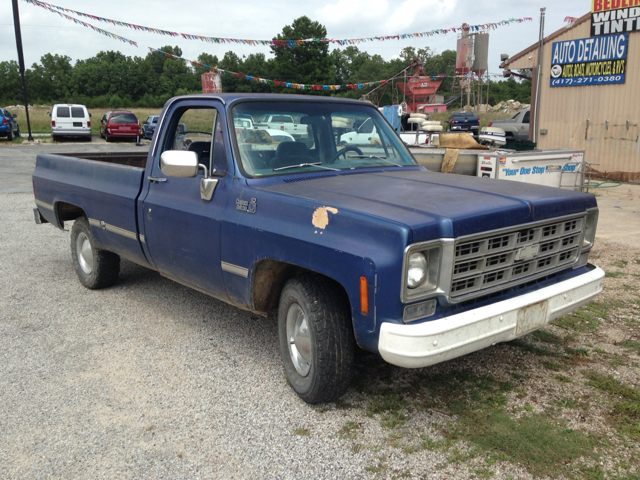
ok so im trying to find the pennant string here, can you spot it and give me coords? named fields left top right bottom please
left=22, top=0, right=532, bottom=48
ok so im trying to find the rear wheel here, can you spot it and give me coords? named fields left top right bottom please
left=105, top=132, right=111, bottom=143
left=70, top=217, right=120, bottom=289
left=278, top=274, right=354, bottom=404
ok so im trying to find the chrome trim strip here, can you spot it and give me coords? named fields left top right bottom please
left=221, top=261, right=249, bottom=278
left=139, top=234, right=145, bottom=244
left=105, top=224, right=138, bottom=240
left=35, top=199, right=53, bottom=211
left=88, top=218, right=137, bottom=241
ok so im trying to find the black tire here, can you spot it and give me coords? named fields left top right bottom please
left=7, top=127, right=13, bottom=141
left=15, top=125, right=20, bottom=137
left=70, top=217, right=120, bottom=289
left=278, top=274, right=354, bottom=404
left=105, top=132, right=111, bottom=143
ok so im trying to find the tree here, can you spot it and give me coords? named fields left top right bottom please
left=270, top=16, right=334, bottom=93
left=0, top=61, right=22, bottom=103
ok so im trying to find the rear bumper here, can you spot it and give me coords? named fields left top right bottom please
left=378, top=265, right=604, bottom=368
left=107, top=132, right=140, bottom=138
left=52, top=128, right=91, bottom=137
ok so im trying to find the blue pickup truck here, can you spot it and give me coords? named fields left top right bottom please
left=32, top=93, right=604, bottom=403
left=447, top=110, right=480, bottom=136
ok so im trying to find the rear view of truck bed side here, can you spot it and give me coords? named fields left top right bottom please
left=32, top=152, right=150, bottom=268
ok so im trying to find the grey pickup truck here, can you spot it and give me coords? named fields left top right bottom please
left=489, top=108, right=531, bottom=141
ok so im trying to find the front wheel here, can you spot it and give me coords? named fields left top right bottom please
left=70, top=217, right=120, bottom=289
left=278, top=274, right=354, bottom=404
left=15, top=125, right=20, bottom=137
left=7, top=127, right=13, bottom=141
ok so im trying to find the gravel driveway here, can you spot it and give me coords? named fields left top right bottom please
left=3, top=189, right=639, bottom=480
left=1, top=192, right=470, bottom=479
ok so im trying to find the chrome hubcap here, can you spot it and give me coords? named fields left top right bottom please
left=286, top=303, right=311, bottom=376
left=76, top=232, right=93, bottom=275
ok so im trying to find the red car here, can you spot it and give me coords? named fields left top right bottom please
left=99, top=111, right=142, bottom=142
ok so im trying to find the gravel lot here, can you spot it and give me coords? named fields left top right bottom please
left=1, top=192, right=466, bottom=479
left=2, top=189, right=639, bottom=479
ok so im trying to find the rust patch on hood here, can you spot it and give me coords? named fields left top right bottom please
left=312, top=206, right=338, bottom=230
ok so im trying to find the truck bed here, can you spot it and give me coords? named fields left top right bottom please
left=56, top=151, right=149, bottom=169
left=32, top=151, right=150, bottom=267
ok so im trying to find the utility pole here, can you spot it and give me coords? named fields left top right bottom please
left=532, top=7, right=546, bottom=144
left=11, top=0, right=34, bottom=141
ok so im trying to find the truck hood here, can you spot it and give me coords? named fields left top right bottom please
left=255, top=169, right=596, bottom=242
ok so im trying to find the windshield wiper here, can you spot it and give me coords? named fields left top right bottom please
left=273, top=162, right=339, bottom=172
left=346, top=155, right=403, bottom=167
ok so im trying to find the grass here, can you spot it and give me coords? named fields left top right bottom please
left=555, top=301, right=620, bottom=333
left=585, top=371, right=640, bottom=440
left=10, top=107, right=163, bottom=134
left=509, top=338, right=556, bottom=356
left=605, top=271, right=626, bottom=278
left=294, top=427, right=310, bottom=436
left=338, top=421, right=361, bottom=440
left=620, top=341, right=640, bottom=354
left=612, top=260, right=629, bottom=268
left=531, top=329, right=564, bottom=345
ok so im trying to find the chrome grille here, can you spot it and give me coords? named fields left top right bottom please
left=450, top=217, right=584, bottom=300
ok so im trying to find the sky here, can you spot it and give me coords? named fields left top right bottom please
left=1, top=0, right=591, bottom=82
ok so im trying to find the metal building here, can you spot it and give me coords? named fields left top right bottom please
left=503, top=12, right=640, bottom=182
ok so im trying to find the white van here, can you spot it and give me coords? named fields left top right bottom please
left=48, top=104, right=92, bottom=140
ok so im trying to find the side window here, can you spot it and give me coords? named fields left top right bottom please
left=522, top=111, right=530, bottom=123
left=56, top=106, right=70, bottom=118
left=161, top=107, right=219, bottom=175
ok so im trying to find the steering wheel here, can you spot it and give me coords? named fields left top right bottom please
left=329, top=146, right=364, bottom=164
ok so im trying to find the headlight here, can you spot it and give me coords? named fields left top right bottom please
left=401, top=239, right=454, bottom=303
left=582, top=209, right=598, bottom=250
left=407, top=253, right=428, bottom=288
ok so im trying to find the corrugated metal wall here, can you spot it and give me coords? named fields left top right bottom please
left=510, top=20, right=640, bottom=180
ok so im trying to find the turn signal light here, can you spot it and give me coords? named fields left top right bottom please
left=359, top=276, right=369, bottom=315
left=87, top=121, right=91, bottom=128
left=51, top=121, right=55, bottom=127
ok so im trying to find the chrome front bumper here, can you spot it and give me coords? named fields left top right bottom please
left=378, top=265, right=604, bottom=368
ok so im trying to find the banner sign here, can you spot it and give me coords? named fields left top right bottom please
left=591, top=0, right=640, bottom=36
left=550, top=33, right=627, bottom=86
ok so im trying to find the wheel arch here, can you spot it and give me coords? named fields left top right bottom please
left=250, top=259, right=352, bottom=316
left=53, top=200, right=86, bottom=229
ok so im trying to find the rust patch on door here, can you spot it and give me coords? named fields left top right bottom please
left=312, top=206, right=338, bottom=230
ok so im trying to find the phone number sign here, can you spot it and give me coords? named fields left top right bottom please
left=550, top=33, right=627, bottom=87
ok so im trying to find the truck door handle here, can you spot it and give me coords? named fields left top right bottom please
left=148, top=176, right=166, bottom=183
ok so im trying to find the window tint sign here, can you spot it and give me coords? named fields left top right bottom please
left=591, top=1, right=640, bottom=36
left=550, top=33, right=627, bottom=87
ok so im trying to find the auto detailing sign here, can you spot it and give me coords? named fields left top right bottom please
left=550, top=33, right=627, bottom=86
left=591, top=0, right=640, bottom=36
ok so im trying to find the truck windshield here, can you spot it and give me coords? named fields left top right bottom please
left=232, top=101, right=416, bottom=177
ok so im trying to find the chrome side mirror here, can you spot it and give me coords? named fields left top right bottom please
left=159, top=150, right=219, bottom=201
left=160, top=150, right=199, bottom=177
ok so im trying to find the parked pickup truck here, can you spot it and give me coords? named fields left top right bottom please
left=32, top=93, right=604, bottom=404
left=254, top=113, right=308, bottom=138
left=447, top=111, right=480, bottom=136
left=489, top=108, right=531, bottom=141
